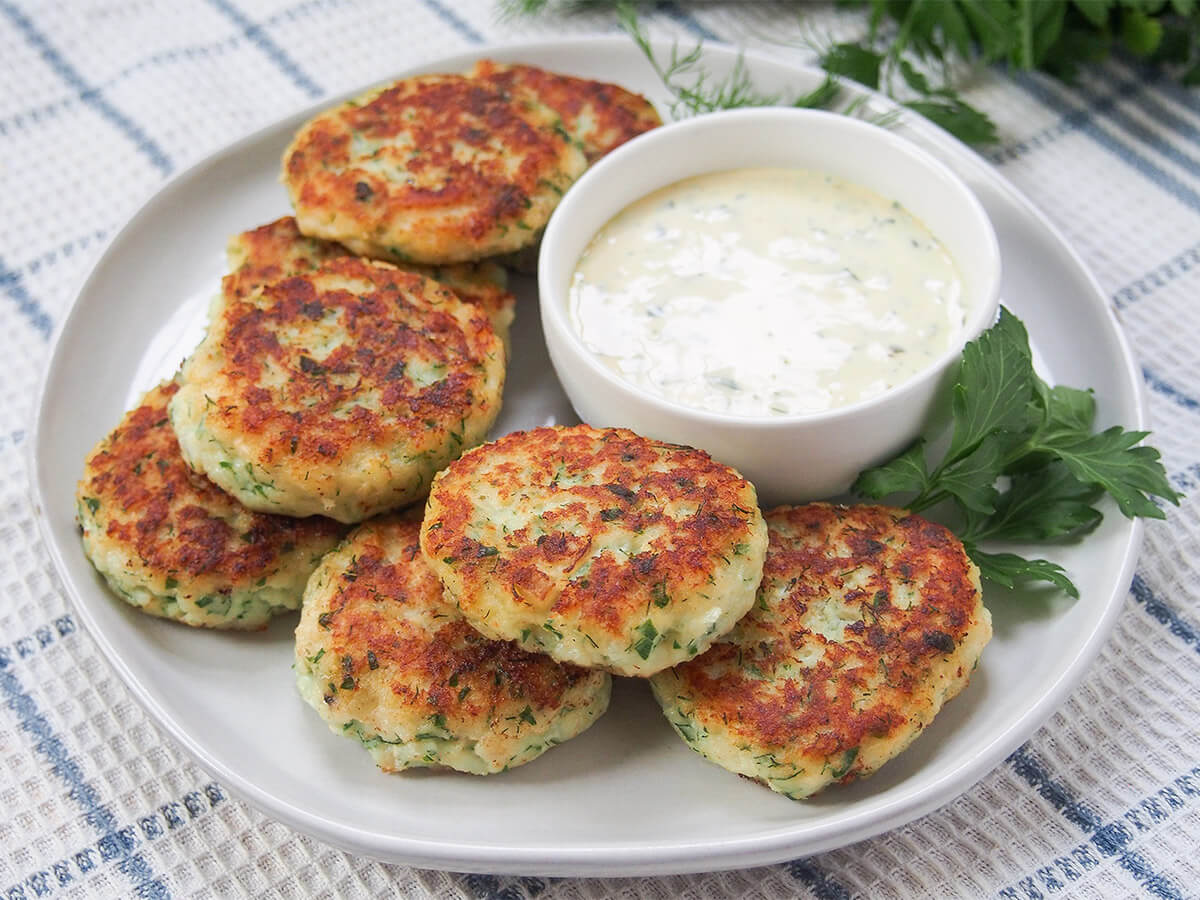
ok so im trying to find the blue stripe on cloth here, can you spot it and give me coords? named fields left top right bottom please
left=204, top=0, right=323, bottom=99
left=0, top=36, right=240, bottom=138
left=1007, top=745, right=1183, bottom=898
left=1170, top=462, right=1200, bottom=493
left=265, top=0, right=341, bottom=29
left=0, top=664, right=171, bottom=898
left=0, top=0, right=172, bottom=176
left=1068, top=69, right=1200, bottom=184
left=1114, top=242, right=1200, bottom=309
left=987, top=79, right=1141, bottom=167
left=0, top=252, right=53, bottom=339
left=0, top=0, right=331, bottom=138
left=420, top=0, right=484, bottom=44
left=0, top=615, right=76, bottom=671
left=4, top=782, right=225, bottom=899
left=1013, top=72, right=1200, bottom=215
left=1130, top=574, right=1200, bottom=654
left=1143, top=367, right=1200, bottom=413
left=788, top=858, right=852, bottom=900
left=656, top=1, right=720, bottom=41
left=460, top=873, right=546, bottom=899
left=1131, top=57, right=1200, bottom=120
left=23, top=228, right=109, bottom=277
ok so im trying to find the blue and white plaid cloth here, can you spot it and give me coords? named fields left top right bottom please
left=2, top=2, right=1198, bottom=896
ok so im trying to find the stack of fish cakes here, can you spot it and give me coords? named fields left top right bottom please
left=76, top=61, right=661, bottom=775
left=295, top=515, right=611, bottom=775
left=76, top=379, right=347, bottom=630
left=414, top=427, right=990, bottom=798
left=76, top=58, right=991, bottom=794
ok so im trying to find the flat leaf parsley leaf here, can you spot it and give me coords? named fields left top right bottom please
left=854, top=307, right=1181, bottom=597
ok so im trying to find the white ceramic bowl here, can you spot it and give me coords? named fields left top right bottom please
left=538, top=107, right=1002, bottom=505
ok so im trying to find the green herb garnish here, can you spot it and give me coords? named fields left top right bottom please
left=506, top=0, right=1200, bottom=146
left=854, top=307, right=1180, bottom=597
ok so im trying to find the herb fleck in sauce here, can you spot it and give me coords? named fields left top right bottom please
left=569, top=168, right=966, bottom=417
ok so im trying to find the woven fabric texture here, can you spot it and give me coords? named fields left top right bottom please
left=2, top=1, right=1198, bottom=897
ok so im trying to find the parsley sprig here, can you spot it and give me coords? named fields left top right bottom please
left=854, top=308, right=1181, bottom=597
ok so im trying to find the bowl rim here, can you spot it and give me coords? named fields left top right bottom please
left=538, top=106, right=1002, bottom=428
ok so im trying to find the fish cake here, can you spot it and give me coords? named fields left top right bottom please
left=225, top=216, right=515, bottom=347
left=295, top=516, right=611, bottom=774
left=282, top=74, right=587, bottom=265
left=76, top=381, right=345, bottom=629
left=467, top=60, right=661, bottom=162
left=170, top=257, right=506, bottom=523
left=420, top=425, right=768, bottom=677
left=650, top=503, right=992, bottom=799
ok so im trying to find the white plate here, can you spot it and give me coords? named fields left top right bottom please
left=31, top=36, right=1145, bottom=876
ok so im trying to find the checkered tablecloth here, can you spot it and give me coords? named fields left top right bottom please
left=3, top=1, right=1199, bottom=897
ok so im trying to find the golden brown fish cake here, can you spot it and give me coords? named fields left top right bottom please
left=224, top=217, right=515, bottom=346
left=650, top=503, right=992, bottom=799
left=282, top=74, right=587, bottom=265
left=170, top=257, right=506, bottom=523
left=420, top=425, right=767, bottom=677
left=294, top=516, right=611, bottom=774
left=76, top=381, right=345, bottom=629
left=467, top=60, right=662, bottom=162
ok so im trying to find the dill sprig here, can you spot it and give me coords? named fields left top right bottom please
left=505, top=0, right=1200, bottom=145
left=616, top=2, right=839, bottom=117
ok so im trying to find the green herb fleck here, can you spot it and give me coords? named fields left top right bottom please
left=831, top=747, right=859, bottom=779
left=651, top=580, right=671, bottom=608
left=631, top=619, right=658, bottom=660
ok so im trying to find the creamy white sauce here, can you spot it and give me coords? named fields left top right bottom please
left=568, top=167, right=966, bottom=417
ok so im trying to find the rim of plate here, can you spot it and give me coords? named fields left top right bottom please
left=28, top=34, right=1147, bottom=876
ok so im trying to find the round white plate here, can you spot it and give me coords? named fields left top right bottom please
left=31, top=36, right=1145, bottom=876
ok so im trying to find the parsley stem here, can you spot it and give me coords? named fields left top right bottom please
left=908, top=487, right=949, bottom=514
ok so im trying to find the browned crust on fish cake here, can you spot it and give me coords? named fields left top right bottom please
left=224, top=217, right=515, bottom=340
left=194, top=257, right=498, bottom=465
left=468, top=60, right=662, bottom=161
left=304, top=518, right=597, bottom=718
left=655, top=503, right=989, bottom=796
left=421, top=425, right=766, bottom=675
left=77, top=382, right=345, bottom=629
left=295, top=517, right=609, bottom=771
left=79, top=382, right=342, bottom=580
left=283, top=74, right=586, bottom=264
left=171, top=256, right=505, bottom=521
